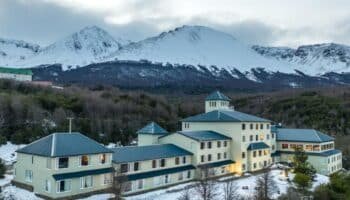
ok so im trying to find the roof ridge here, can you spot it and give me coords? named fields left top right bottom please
left=51, top=133, right=56, bottom=156
left=17, top=134, right=53, bottom=152
left=314, top=129, right=322, bottom=142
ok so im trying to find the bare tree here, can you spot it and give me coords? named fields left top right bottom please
left=254, top=169, right=277, bottom=200
left=112, top=169, right=128, bottom=200
left=223, top=178, right=240, bottom=200
left=177, top=187, right=192, bottom=200
left=195, top=167, right=218, bottom=200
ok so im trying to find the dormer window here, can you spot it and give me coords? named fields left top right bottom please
left=80, top=155, right=90, bottom=166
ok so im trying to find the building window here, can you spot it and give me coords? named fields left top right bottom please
left=264, top=150, right=268, bottom=155
left=260, top=134, right=264, bottom=141
left=58, top=157, right=69, bottom=169
left=290, top=144, right=297, bottom=149
left=164, top=175, right=170, bottom=184
left=134, top=162, right=139, bottom=171
left=250, top=135, right=253, bottom=141
left=80, top=155, right=89, bottom=166
left=305, top=145, right=312, bottom=151
left=137, top=179, right=143, bottom=190
left=200, top=142, right=205, bottom=149
left=208, top=142, right=212, bottom=149
left=208, top=154, right=212, bottom=161
left=242, top=123, right=246, bottom=130
left=266, top=124, right=270, bottom=129
left=253, top=163, right=257, bottom=169
left=201, top=155, right=205, bottom=162
left=187, top=171, right=191, bottom=179
left=152, top=160, right=157, bottom=168
left=242, top=136, right=246, bottom=142
left=31, top=156, right=34, bottom=164
left=120, top=163, right=129, bottom=173
left=256, top=124, right=259, bottom=130
left=217, top=141, right=221, bottom=148
left=242, top=152, right=246, bottom=159
left=57, top=180, right=71, bottom=193
left=313, top=145, right=320, bottom=151
left=271, top=133, right=274, bottom=138
left=266, top=134, right=270, bottom=140
left=260, top=124, right=263, bottom=129
left=103, top=174, right=112, bottom=185
left=46, top=158, right=51, bottom=169
left=123, top=182, right=132, bottom=192
left=253, top=151, right=257, bottom=157
left=224, top=141, right=228, bottom=147
left=182, top=156, right=186, bottom=164
left=100, top=154, right=106, bottom=164
left=272, top=145, right=275, bottom=151
left=160, top=159, right=166, bottom=167
left=217, top=153, right=221, bottom=160
left=80, top=176, right=93, bottom=189
left=175, top=157, right=180, bottom=165
left=259, top=150, right=262, bottom=156
left=223, top=152, right=227, bottom=159
left=45, top=179, right=51, bottom=192
left=250, top=124, right=253, bottom=130
left=256, top=135, right=258, bottom=141
left=178, top=172, right=184, bottom=181
left=282, top=144, right=288, bottom=149
left=242, top=164, right=246, bottom=170
left=25, top=170, right=33, bottom=182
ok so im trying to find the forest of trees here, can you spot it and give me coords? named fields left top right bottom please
left=2, top=79, right=350, bottom=168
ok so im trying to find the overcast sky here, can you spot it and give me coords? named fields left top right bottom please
left=1, top=0, right=350, bottom=47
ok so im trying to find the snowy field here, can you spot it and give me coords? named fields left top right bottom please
left=0, top=142, right=26, bottom=165
left=125, top=169, right=329, bottom=200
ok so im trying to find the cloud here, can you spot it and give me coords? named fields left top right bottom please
left=1, top=0, right=350, bottom=47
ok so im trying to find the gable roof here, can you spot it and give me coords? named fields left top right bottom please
left=206, top=91, right=231, bottom=101
left=275, top=128, right=334, bottom=143
left=16, top=132, right=113, bottom=157
left=0, top=67, right=33, bottom=75
left=112, top=144, right=193, bottom=163
left=182, top=110, right=270, bottom=123
left=167, top=130, right=231, bottom=141
left=136, top=122, right=168, bottom=135
left=247, top=142, right=270, bottom=150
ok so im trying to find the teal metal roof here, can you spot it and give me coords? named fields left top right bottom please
left=120, top=165, right=196, bottom=181
left=197, top=160, right=235, bottom=168
left=53, top=167, right=114, bottom=180
left=0, top=67, right=33, bottom=75
left=136, top=122, right=168, bottom=135
left=274, top=149, right=341, bottom=157
left=16, top=132, right=113, bottom=157
left=206, top=91, right=231, bottom=101
left=112, top=144, right=193, bottom=163
left=275, top=128, right=334, bottom=143
left=182, top=110, right=270, bottom=122
left=247, top=142, right=270, bottom=150
left=170, top=130, right=231, bottom=141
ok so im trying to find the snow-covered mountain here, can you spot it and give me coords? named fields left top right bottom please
left=110, top=25, right=295, bottom=73
left=21, top=26, right=125, bottom=70
left=0, top=38, right=40, bottom=67
left=252, top=43, right=350, bottom=74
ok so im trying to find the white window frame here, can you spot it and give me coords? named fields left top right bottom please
left=79, top=155, right=90, bottom=167
left=56, top=179, right=72, bottom=193
left=45, top=179, right=51, bottom=193
left=80, top=176, right=93, bottom=189
left=56, top=157, right=69, bottom=169
left=25, top=170, right=33, bottom=182
left=102, top=174, right=113, bottom=185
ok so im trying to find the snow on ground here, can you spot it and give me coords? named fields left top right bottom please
left=0, top=186, right=42, bottom=200
left=125, top=169, right=329, bottom=200
left=0, top=174, right=13, bottom=187
left=0, top=142, right=26, bottom=165
left=78, top=193, right=115, bottom=200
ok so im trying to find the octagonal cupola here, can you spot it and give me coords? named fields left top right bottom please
left=137, top=122, right=168, bottom=146
left=205, top=90, right=231, bottom=113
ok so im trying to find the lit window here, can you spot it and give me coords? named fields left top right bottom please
left=260, top=134, right=264, bottom=141
left=80, top=155, right=89, bottom=166
left=100, top=154, right=106, bottom=164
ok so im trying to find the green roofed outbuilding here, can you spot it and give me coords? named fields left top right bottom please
left=0, top=66, right=33, bottom=81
